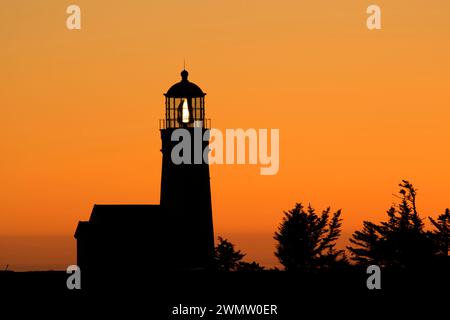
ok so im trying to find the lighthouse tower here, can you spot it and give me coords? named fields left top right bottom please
left=74, top=70, right=215, bottom=288
left=160, top=70, right=215, bottom=270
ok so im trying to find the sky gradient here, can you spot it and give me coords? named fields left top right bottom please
left=1, top=0, right=450, bottom=270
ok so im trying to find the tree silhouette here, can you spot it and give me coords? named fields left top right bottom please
left=214, top=237, right=264, bottom=271
left=274, top=203, right=345, bottom=271
left=345, top=220, right=384, bottom=265
left=348, top=180, right=434, bottom=269
left=236, top=261, right=265, bottom=271
left=429, top=208, right=450, bottom=257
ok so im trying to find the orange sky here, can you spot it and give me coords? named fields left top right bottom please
left=1, top=1, right=450, bottom=270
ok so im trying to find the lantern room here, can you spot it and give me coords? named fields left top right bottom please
left=162, top=70, right=209, bottom=129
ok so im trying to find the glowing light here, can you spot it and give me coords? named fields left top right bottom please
left=182, top=99, right=189, bottom=123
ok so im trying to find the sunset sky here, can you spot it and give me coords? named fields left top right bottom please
left=1, top=1, right=450, bottom=270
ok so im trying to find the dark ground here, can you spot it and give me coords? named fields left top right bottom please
left=1, top=268, right=448, bottom=318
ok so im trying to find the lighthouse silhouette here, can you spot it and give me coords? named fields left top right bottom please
left=75, top=70, right=215, bottom=287
left=161, top=69, right=215, bottom=270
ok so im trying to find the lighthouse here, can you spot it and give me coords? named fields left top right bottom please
left=160, top=69, right=215, bottom=270
left=74, top=69, right=215, bottom=287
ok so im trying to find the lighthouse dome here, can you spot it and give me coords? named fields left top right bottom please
left=165, top=70, right=205, bottom=98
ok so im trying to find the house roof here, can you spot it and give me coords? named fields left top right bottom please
left=74, top=204, right=162, bottom=239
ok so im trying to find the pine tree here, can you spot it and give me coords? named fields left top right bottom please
left=429, top=209, right=450, bottom=257
left=214, top=237, right=264, bottom=271
left=274, top=203, right=345, bottom=271
left=348, top=220, right=384, bottom=265
left=348, top=180, right=434, bottom=269
left=214, top=237, right=245, bottom=271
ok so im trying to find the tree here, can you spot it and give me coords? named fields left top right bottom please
left=429, top=208, right=450, bottom=257
left=214, top=237, right=244, bottom=271
left=214, top=237, right=264, bottom=271
left=347, top=220, right=385, bottom=265
left=236, top=261, right=265, bottom=271
left=274, top=203, right=345, bottom=271
left=348, top=180, right=434, bottom=269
